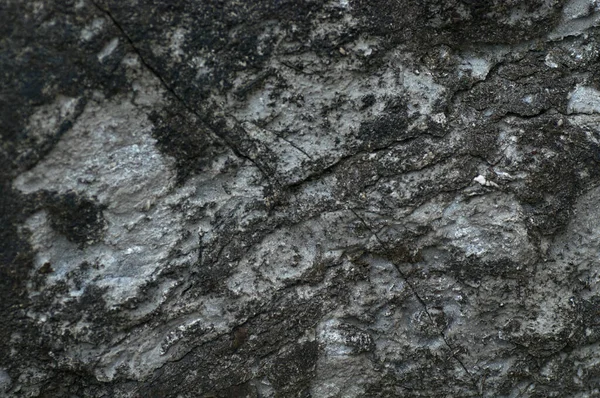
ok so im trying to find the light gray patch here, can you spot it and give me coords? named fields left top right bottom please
left=311, top=318, right=376, bottom=398
left=563, top=0, right=599, bottom=20
left=0, top=369, right=11, bottom=392
left=80, top=17, right=105, bottom=41
left=14, top=64, right=179, bottom=308
left=437, top=193, right=535, bottom=265
left=549, top=0, right=600, bottom=39
left=403, top=68, right=446, bottom=117
left=568, top=85, right=600, bottom=114
left=97, top=37, right=119, bottom=62
left=551, top=185, right=600, bottom=298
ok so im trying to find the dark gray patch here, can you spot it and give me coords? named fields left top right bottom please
left=43, top=191, right=106, bottom=247
left=351, top=0, right=567, bottom=48
left=149, top=106, right=228, bottom=184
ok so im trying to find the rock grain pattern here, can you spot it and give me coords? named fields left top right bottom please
left=3, top=0, right=600, bottom=397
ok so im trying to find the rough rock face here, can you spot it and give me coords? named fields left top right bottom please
left=3, top=0, right=600, bottom=396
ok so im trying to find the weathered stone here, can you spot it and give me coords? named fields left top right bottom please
left=3, top=0, right=600, bottom=397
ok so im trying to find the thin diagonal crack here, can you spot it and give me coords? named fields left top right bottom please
left=90, top=0, right=274, bottom=185
left=246, top=119, right=314, bottom=159
left=271, top=130, right=314, bottom=160
left=349, top=208, right=480, bottom=392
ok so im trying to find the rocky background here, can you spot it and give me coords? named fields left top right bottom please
left=3, top=0, right=600, bottom=396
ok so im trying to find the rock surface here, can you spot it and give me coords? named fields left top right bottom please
left=3, top=0, right=600, bottom=396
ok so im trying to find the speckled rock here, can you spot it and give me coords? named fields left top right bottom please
left=3, top=0, right=600, bottom=397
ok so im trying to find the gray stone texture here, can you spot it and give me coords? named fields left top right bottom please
left=3, top=0, right=600, bottom=396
